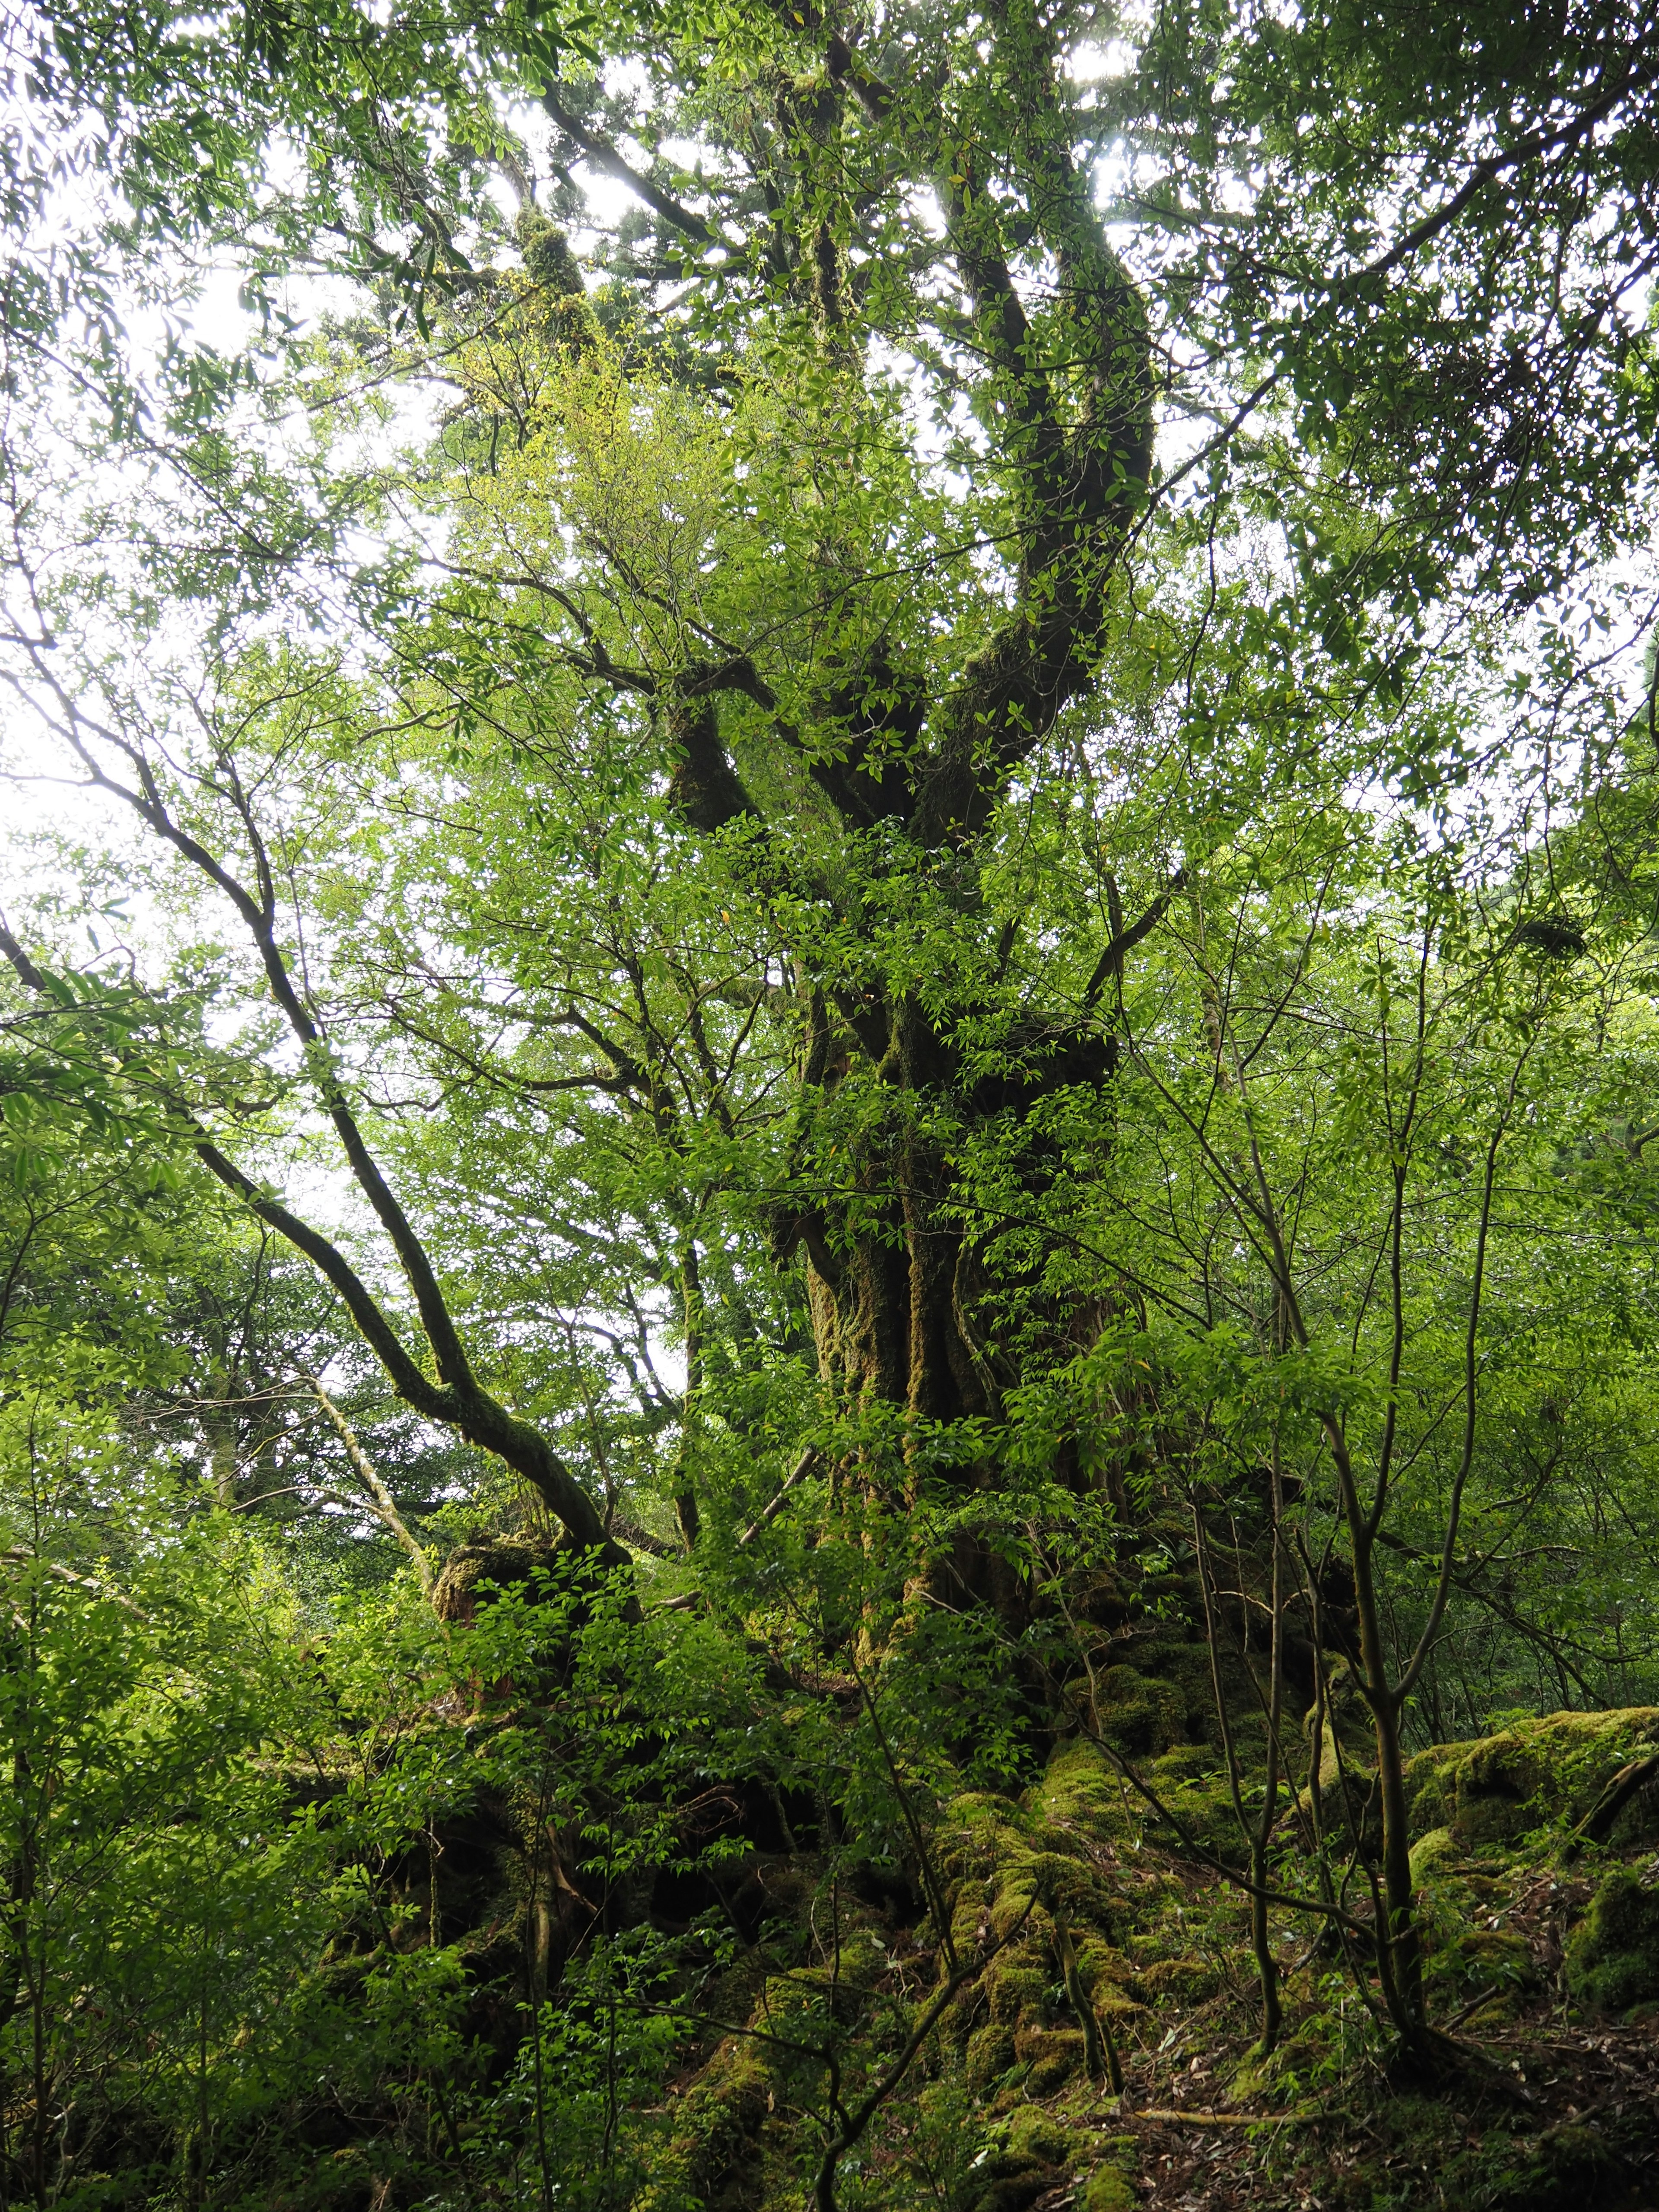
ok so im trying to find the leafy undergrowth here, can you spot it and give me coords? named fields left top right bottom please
left=642, top=1708, right=1659, bottom=2212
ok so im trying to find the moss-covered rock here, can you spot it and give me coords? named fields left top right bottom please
left=1137, top=1953, right=1217, bottom=2002
left=1128, top=1631, right=1224, bottom=1740
left=1082, top=2168, right=1137, bottom=2212
left=966, top=2021, right=1017, bottom=2088
left=1072, top=1932, right=1146, bottom=2011
left=638, top=2034, right=772, bottom=2212
left=1566, top=1865, right=1659, bottom=2014
left=1002, top=2108, right=1073, bottom=2166
left=1082, top=2136, right=1139, bottom=2212
left=957, top=2107, right=1083, bottom=2212
left=1446, top=2120, right=1629, bottom=2212
left=1426, top=1925, right=1540, bottom=2021
left=1410, top=1824, right=1459, bottom=1884
left=1037, top=1738, right=1128, bottom=1829
left=960, top=2158, right=1062, bottom=2212
left=985, top=1953, right=1049, bottom=2025
left=1452, top=1734, right=1550, bottom=1845
left=1148, top=1744, right=1244, bottom=1857
left=1025, top=1847, right=1119, bottom=1926
left=1013, top=2021, right=1086, bottom=2091
left=1088, top=1664, right=1187, bottom=1757
left=1403, top=1709, right=1659, bottom=1847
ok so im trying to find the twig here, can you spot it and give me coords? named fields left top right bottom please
left=738, top=1447, right=821, bottom=1546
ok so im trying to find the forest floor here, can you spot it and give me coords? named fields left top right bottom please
left=1071, top=1923, right=1659, bottom=2212
left=654, top=1707, right=1659, bottom=2212
left=939, top=1806, right=1659, bottom=2212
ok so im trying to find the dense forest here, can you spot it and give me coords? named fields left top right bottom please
left=2, top=0, right=1659, bottom=2205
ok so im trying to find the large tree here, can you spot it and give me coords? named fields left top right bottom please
left=7, top=0, right=1659, bottom=1549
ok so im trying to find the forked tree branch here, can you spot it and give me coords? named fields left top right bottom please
left=0, top=924, right=621, bottom=1563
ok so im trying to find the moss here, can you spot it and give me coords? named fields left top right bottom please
left=1012, top=2020, right=1085, bottom=2078
left=1025, top=1848, right=1118, bottom=1926
left=1611, top=1782, right=1659, bottom=1850
left=961, top=2159, right=1062, bottom=2212
left=1136, top=1953, right=1217, bottom=2001
left=1086, top=1664, right=1188, bottom=1757
left=960, top=2110, right=1074, bottom=2212
left=1403, top=1709, right=1659, bottom=1846
left=1427, top=1926, right=1540, bottom=2020
left=431, top=1537, right=570, bottom=1625
left=1027, top=2053, right=1079, bottom=2094
left=1454, top=1733, right=1551, bottom=1845
left=1082, top=2167, right=1138, bottom=2212
left=967, top=2022, right=1017, bottom=2088
left=1146, top=1742, right=1212, bottom=1783
left=1128, top=1634, right=1218, bottom=1736
left=1405, top=1754, right=1455, bottom=1836
left=985, top=1951, right=1049, bottom=2025
left=1072, top=1933, right=1145, bottom=2009
left=635, top=1922, right=894, bottom=2212
left=1080, top=2134, right=1140, bottom=2212
left=1002, top=2108, right=1073, bottom=2165
left=1037, top=1739, right=1128, bottom=1828
left=1148, top=1746, right=1244, bottom=1856
left=1410, top=1824, right=1459, bottom=1884
left=1446, top=2120, right=1628, bottom=2212
left=1566, top=1865, right=1659, bottom=2014
left=639, top=2034, right=772, bottom=2212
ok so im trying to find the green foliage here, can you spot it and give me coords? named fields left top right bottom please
left=7, top=0, right=1659, bottom=2198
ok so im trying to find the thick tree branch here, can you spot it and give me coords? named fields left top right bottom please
left=1080, top=872, right=1185, bottom=1012
left=664, top=683, right=762, bottom=834
left=826, top=18, right=1152, bottom=848
left=539, top=86, right=716, bottom=247
left=0, top=927, right=619, bottom=1561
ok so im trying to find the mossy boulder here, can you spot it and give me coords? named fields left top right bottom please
left=1022, top=1848, right=1118, bottom=1927
left=966, top=2022, right=1017, bottom=2088
left=1452, top=1734, right=1550, bottom=1845
left=959, top=2107, right=1080, bottom=2212
left=1130, top=1631, right=1223, bottom=1735
left=1448, top=2120, right=1628, bottom=2212
left=1036, top=1738, right=1128, bottom=1829
left=1148, top=1744, right=1243, bottom=1856
left=1014, top=2021, right=1087, bottom=2091
left=960, top=2143, right=1064, bottom=2210
left=1426, top=1926, right=1540, bottom=2020
left=961, top=2161, right=1061, bottom=2212
left=1137, top=1953, right=1217, bottom=2002
left=1002, top=2109, right=1073, bottom=2166
left=1088, top=1664, right=1187, bottom=1758
left=1083, top=2170, right=1137, bottom=2212
left=1072, top=1932, right=1146, bottom=2010
left=1566, top=1866, right=1659, bottom=2014
left=1410, top=1825, right=1459, bottom=1884
left=1082, top=2136, right=1139, bottom=2212
left=1403, top=1709, right=1659, bottom=1847
left=985, top=1952, right=1049, bottom=2025
left=639, top=2035, right=772, bottom=2212
left=939, top=1742, right=1131, bottom=2041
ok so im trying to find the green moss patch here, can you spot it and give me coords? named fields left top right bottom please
left=1444, top=2120, right=1630, bottom=2212
left=1566, top=1864, right=1659, bottom=2014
